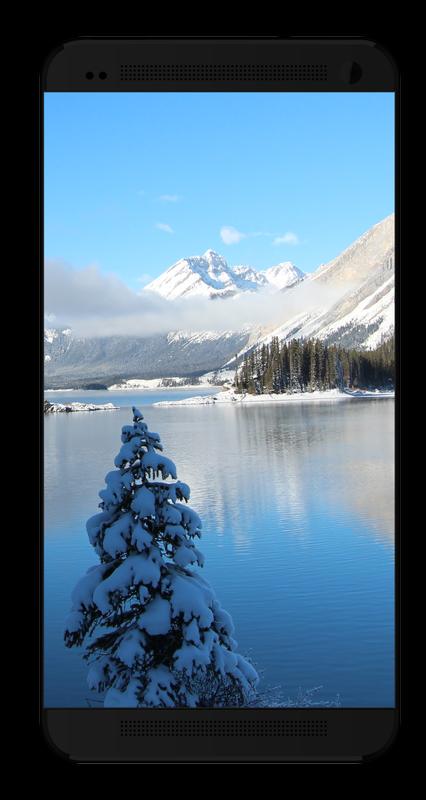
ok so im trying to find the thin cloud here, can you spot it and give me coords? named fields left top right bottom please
left=220, top=226, right=247, bottom=245
left=156, top=223, right=174, bottom=234
left=273, top=232, right=299, bottom=246
left=220, top=226, right=299, bottom=246
left=159, top=194, right=182, bottom=203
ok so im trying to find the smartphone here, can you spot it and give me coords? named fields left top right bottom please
left=41, top=37, right=399, bottom=763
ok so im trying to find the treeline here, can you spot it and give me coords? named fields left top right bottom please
left=235, top=336, right=395, bottom=394
left=161, top=377, right=201, bottom=387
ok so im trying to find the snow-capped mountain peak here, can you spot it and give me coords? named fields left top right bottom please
left=262, top=262, right=304, bottom=290
left=144, top=251, right=237, bottom=300
left=201, top=248, right=229, bottom=272
left=201, top=249, right=235, bottom=285
left=202, top=248, right=223, bottom=260
left=145, top=251, right=304, bottom=300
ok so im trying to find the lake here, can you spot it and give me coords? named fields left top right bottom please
left=44, top=390, right=395, bottom=708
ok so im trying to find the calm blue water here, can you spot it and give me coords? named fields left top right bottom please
left=45, top=388, right=217, bottom=406
left=44, top=391, right=394, bottom=708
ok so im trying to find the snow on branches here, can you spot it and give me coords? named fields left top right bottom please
left=64, top=406, right=258, bottom=707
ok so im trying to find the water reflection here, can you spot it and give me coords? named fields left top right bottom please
left=44, top=395, right=394, bottom=707
left=166, top=400, right=394, bottom=546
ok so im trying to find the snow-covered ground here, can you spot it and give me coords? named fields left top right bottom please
left=109, top=378, right=178, bottom=391
left=108, top=370, right=235, bottom=391
left=44, top=401, right=118, bottom=414
left=153, top=388, right=395, bottom=407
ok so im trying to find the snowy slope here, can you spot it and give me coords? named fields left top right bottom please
left=233, top=214, right=395, bottom=356
left=44, top=327, right=251, bottom=389
left=307, top=213, right=394, bottom=288
left=312, top=263, right=394, bottom=348
left=145, top=249, right=304, bottom=300
left=256, top=267, right=394, bottom=351
left=145, top=250, right=238, bottom=299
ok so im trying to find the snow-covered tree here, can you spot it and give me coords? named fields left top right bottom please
left=64, top=406, right=258, bottom=708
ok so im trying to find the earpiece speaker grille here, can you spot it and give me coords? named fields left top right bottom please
left=119, top=64, right=328, bottom=82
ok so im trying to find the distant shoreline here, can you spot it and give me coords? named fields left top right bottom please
left=153, top=388, right=395, bottom=407
left=45, top=377, right=232, bottom=393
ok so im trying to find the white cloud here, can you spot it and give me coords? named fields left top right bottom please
left=273, top=232, right=299, bottom=246
left=159, top=194, right=182, bottom=203
left=45, top=259, right=347, bottom=340
left=156, top=223, right=174, bottom=234
left=220, top=226, right=246, bottom=245
left=220, top=226, right=299, bottom=246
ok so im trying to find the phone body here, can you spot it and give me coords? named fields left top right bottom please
left=40, top=36, right=399, bottom=763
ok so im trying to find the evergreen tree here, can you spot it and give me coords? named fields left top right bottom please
left=289, top=339, right=302, bottom=391
left=324, top=345, right=337, bottom=390
left=64, top=407, right=258, bottom=708
left=308, top=340, right=317, bottom=391
left=270, top=337, right=282, bottom=393
left=234, top=335, right=394, bottom=395
left=316, top=340, right=325, bottom=390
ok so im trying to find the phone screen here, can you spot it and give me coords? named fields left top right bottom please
left=44, top=92, right=395, bottom=709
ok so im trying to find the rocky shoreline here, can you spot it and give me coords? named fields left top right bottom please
left=44, top=400, right=118, bottom=414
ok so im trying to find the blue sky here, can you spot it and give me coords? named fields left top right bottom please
left=45, top=92, right=394, bottom=289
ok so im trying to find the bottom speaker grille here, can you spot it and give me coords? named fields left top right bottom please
left=120, top=719, right=328, bottom=738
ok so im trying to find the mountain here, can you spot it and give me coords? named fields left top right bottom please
left=296, top=258, right=394, bottom=349
left=145, top=250, right=236, bottom=299
left=230, top=264, right=269, bottom=290
left=306, top=213, right=394, bottom=289
left=45, top=246, right=304, bottom=387
left=256, top=259, right=394, bottom=352
left=44, top=216, right=394, bottom=387
left=234, top=214, right=395, bottom=358
left=145, top=249, right=304, bottom=300
left=44, top=328, right=250, bottom=389
left=263, top=262, right=305, bottom=290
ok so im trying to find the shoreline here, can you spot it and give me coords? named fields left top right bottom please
left=153, top=388, right=395, bottom=407
left=44, top=383, right=226, bottom=393
left=44, top=400, right=119, bottom=414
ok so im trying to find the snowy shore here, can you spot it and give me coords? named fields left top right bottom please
left=153, top=387, right=395, bottom=407
left=108, top=372, right=234, bottom=391
left=44, top=400, right=118, bottom=414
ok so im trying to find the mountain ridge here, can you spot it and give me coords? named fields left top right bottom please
left=230, top=214, right=395, bottom=361
left=44, top=215, right=395, bottom=387
left=144, top=250, right=304, bottom=299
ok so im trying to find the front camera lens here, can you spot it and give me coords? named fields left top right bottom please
left=340, top=61, right=363, bottom=85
